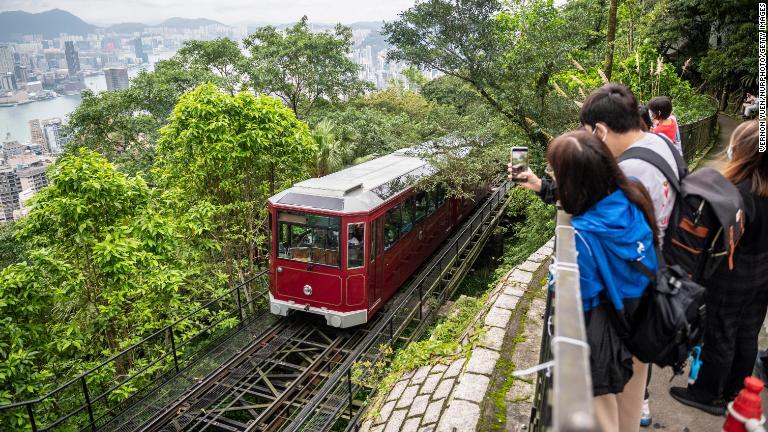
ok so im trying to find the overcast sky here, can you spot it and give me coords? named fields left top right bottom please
left=0, top=0, right=417, bottom=25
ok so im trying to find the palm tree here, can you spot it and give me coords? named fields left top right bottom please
left=313, top=120, right=352, bottom=176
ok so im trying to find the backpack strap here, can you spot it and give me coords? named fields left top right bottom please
left=652, top=132, right=688, bottom=179
left=629, top=260, right=657, bottom=282
left=619, top=147, right=682, bottom=192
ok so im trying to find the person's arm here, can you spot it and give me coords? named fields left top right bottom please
left=507, top=165, right=557, bottom=204
left=538, top=177, right=557, bottom=204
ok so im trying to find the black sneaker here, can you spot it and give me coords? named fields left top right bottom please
left=669, top=387, right=726, bottom=416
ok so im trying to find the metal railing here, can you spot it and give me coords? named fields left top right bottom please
left=283, top=180, right=513, bottom=432
left=530, top=210, right=597, bottom=432
left=0, top=271, right=270, bottom=432
left=680, top=113, right=718, bottom=164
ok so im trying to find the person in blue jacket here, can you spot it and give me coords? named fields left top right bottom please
left=547, top=130, right=658, bottom=432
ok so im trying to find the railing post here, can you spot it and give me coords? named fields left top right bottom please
left=169, top=326, right=179, bottom=373
left=235, top=283, right=244, bottom=325
left=80, top=376, right=96, bottom=432
left=26, top=404, right=37, bottom=432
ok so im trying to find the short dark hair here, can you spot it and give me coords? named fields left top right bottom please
left=547, top=131, right=658, bottom=242
left=648, top=96, right=673, bottom=119
left=638, top=105, right=653, bottom=131
left=579, top=83, right=643, bottom=133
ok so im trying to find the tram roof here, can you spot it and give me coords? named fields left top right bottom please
left=268, top=147, right=434, bottom=214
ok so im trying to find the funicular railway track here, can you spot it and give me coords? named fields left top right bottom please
left=137, top=316, right=366, bottom=432
left=125, top=179, right=512, bottom=432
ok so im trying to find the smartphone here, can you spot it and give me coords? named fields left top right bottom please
left=509, top=146, right=529, bottom=182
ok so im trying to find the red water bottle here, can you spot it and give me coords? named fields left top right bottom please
left=723, top=376, right=765, bottom=432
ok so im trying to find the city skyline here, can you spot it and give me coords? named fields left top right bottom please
left=0, top=1, right=417, bottom=26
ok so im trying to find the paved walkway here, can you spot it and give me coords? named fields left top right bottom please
left=695, top=113, right=739, bottom=171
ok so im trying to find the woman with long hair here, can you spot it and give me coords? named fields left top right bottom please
left=547, top=130, right=658, bottom=432
left=670, top=120, right=768, bottom=415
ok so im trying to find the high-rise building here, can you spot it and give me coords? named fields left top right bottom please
left=29, top=120, right=46, bottom=151
left=0, top=73, right=16, bottom=92
left=0, top=161, right=21, bottom=223
left=133, top=38, right=149, bottom=64
left=104, top=67, right=129, bottom=91
left=64, top=41, right=81, bottom=76
left=42, top=118, right=67, bottom=154
left=0, top=44, right=14, bottom=76
left=14, top=64, right=28, bottom=85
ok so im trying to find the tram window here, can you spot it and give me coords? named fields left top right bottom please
left=348, top=223, right=365, bottom=269
left=277, top=211, right=341, bottom=267
left=414, top=192, right=428, bottom=222
left=401, top=198, right=414, bottom=234
left=384, top=206, right=402, bottom=250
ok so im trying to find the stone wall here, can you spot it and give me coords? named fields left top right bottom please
left=360, top=238, right=554, bottom=432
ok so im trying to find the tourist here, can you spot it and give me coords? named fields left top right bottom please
left=546, top=130, right=658, bottom=432
left=742, top=93, right=760, bottom=118
left=513, top=84, right=680, bottom=248
left=669, top=120, right=768, bottom=415
left=648, top=96, right=683, bottom=156
left=638, top=105, right=653, bottom=131
left=511, top=84, right=683, bottom=428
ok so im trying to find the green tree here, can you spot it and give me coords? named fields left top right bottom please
left=65, top=59, right=212, bottom=177
left=313, top=119, right=352, bottom=176
left=65, top=89, right=160, bottom=176
left=384, top=0, right=574, bottom=149
left=156, top=83, right=316, bottom=276
left=243, top=16, right=372, bottom=118
left=604, top=0, right=618, bottom=79
left=0, top=149, right=222, bottom=429
left=176, top=38, right=246, bottom=95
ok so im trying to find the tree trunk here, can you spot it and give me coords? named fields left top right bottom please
left=604, top=0, right=619, bottom=80
left=719, top=85, right=728, bottom=112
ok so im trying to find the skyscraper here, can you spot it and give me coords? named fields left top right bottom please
left=104, top=67, right=129, bottom=91
left=0, top=73, right=15, bottom=92
left=29, top=120, right=46, bottom=152
left=64, top=41, right=81, bottom=76
left=42, top=118, right=68, bottom=154
left=133, top=38, right=149, bottom=64
left=0, top=44, right=13, bottom=76
left=0, top=162, right=21, bottom=223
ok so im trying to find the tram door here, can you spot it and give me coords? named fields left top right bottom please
left=368, top=217, right=384, bottom=309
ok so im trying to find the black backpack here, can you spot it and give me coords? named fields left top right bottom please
left=618, top=134, right=746, bottom=281
left=619, top=259, right=707, bottom=373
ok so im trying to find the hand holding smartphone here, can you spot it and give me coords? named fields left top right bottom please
left=509, top=146, right=529, bottom=183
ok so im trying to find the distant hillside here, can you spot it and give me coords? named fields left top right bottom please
left=0, top=9, right=97, bottom=41
left=158, top=17, right=224, bottom=29
left=106, top=22, right=147, bottom=34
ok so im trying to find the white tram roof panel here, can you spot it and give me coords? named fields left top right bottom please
left=269, top=148, right=434, bottom=214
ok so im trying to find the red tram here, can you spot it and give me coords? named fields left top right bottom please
left=267, top=148, right=482, bottom=327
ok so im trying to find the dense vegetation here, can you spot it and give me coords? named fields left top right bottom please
left=0, top=0, right=755, bottom=429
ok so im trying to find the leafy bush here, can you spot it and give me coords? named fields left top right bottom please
left=555, top=43, right=716, bottom=124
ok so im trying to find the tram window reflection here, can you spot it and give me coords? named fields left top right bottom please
left=277, top=211, right=341, bottom=267
left=347, top=223, right=365, bottom=269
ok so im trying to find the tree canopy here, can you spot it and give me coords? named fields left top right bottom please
left=244, top=16, right=372, bottom=118
left=155, top=83, right=316, bottom=276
